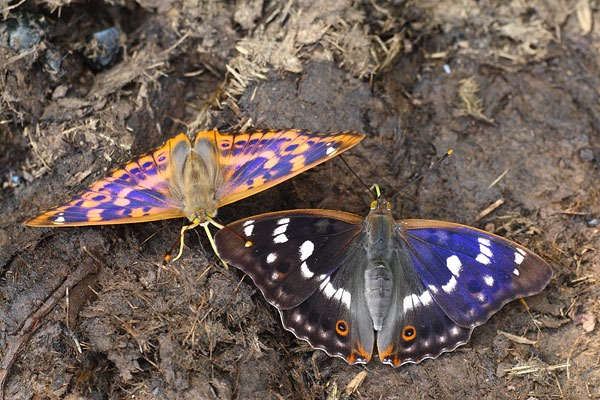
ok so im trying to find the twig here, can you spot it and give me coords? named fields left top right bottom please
left=474, top=198, right=505, bottom=222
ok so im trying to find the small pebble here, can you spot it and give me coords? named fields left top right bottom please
left=6, top=14, right=44, bottom=53
left=587, top=218, right=598, bottom=227
left=85, top=27, right=121, bottom=70
left=43, top=48, right=63, bottom=76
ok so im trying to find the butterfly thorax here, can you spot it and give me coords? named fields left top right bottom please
left=364, top=199, right=396, bottom=331
left=169, top=136, right=223, bottom=223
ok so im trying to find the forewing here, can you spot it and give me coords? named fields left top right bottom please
left=398, top=220, right=552, bottom=328
left=377, top=239, right=472, bottom=366
left=214, top=210, right=363, bottom=309
left=204, top=129, right=364, bottom=207
left=26, top=134, right=188, bottom=226
left=214, top=209, right=375, bottom=364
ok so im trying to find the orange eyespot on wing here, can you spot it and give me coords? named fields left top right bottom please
left=335, top=320, right=349, bottom=336
left=402, top=325, right=416, bottom=342
left=26, top=134, right=189, bottom=227
left=204, top=129, right=364, bottom=207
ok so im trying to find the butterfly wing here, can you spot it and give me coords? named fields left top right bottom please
left=376, top=237, right=473, bottom=366
left=214, top=210, right=375, bottom=364
left=203, top=129, right=364, bottom=207
left=26, top=134, right=188, bottom=226
left=397, top=220, right=553, bottom=328
left=279, top=259, right=375, bottom=365
left=377, top=219, right=551, bottom=366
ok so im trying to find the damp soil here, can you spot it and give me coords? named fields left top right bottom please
left=0, top=1, right=599, bottom=399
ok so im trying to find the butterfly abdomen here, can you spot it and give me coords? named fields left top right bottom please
left=364, top=264, right=393, bottom=331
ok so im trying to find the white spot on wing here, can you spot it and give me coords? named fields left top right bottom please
left=300, top=261, right=314, bottom=279
left=54, top=216, right=65, bottom=223
left=339, top=290, right=351, bottom=309
left=266, top=253, right=277, bottom=263
left=419, top=291, right=433, bottom=306
left=273, top=224, right=288, bottom=236
left=516, top=247, right=526, bottom=256
left=428, top=284, right=439, bottom=294
left=244, top=224, right=254, bottom=237
left=293, top=312, right=302, bottom=322
left=274, top=233, right=288, bottom=243
left=478, top=238, right=491, bottom=246
left=476, top=253, right=491, bottom=265
left=319, top=276, right=351, bottom=308
left=442, top=276, right=457, bottom=294
left=403, top=294, right=418, bottom=311
left=243, top=219, right=255, bottom=226
left=514, top=252, right=524, bottom=265
left=479, top=243, right=493, bottom=258
left=320, top=276, right=334, bottom=297
left=446, top=255, right=462, bottom=276
left=512, top=268, right=520, bottom=276
left=484, top=275, right=494, bottom=286
left=299, top=240, right=314, bottom=261
left=277, top=218, right=290, bottom=225
left=450, top=326, right=461, bottom=336
left=326, top=146, right=335, bottom=155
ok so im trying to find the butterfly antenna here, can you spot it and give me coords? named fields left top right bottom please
left=338, top=154, right=377, bottom=199
left=390, top=150, right=453, bottom=202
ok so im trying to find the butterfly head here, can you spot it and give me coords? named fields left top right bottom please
left=186, top=207, right=217, bottom=225
left=369, top=198, right=393, bottom=214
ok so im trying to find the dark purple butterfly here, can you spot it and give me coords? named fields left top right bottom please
left=214, top=196, right=552, bottom=366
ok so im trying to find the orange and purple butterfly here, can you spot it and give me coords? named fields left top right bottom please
left=26, top=129, right=365, bottom=261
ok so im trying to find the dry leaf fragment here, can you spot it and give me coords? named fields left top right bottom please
left=576, top=0, right=593, bottom=35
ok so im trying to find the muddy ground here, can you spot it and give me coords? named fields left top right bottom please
left=0, top=0, right=599, bottom=399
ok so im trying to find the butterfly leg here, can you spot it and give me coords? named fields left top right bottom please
left=205, top=218, right=229, bottom=269
left=171, top=222, right=199, bottom=262
left=169, top=217, right=228, bottom=269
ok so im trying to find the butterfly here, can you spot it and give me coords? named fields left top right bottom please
left=26, top=129, right=365, bottom=260
left=214, top=190, right=552, bottom=366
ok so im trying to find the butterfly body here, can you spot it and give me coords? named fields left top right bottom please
left=215, top=198, right=552, bottom=367
left=26, top=129, right=364, bottom=228
left=363, top=203, right=396, bottom=331
left=168, top=134, right=222, bottom=224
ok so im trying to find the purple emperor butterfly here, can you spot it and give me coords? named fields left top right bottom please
left=214, top=192, right=552, bottom=366
left=26, top=129, right=364, bottom=260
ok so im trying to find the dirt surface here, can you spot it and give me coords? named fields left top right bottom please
left=0, top=0, right=599, bottom=399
